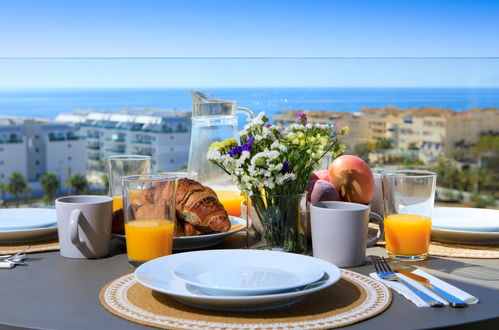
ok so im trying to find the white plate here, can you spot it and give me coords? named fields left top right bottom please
left=172, top=250, right=325, bottom=295
left=0, top=208, right=57, bottom=230
left=135, top=249, right=341, bottom=311
left=112, top=216, right=246, bottom=251
left=432, top=207, right=499, bottom=232
left=0, top=224, right=58, bottom=244
left=431, top=207, right=499, bottom=245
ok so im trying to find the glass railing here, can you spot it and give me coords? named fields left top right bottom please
left=0, top=57, right=497, bottom=207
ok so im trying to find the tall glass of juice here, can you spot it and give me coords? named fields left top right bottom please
left=382, top=170, right=437, bottom=261
left=122, top=174, right=177, bottom=267
left=106, top=155, right=151, bottom=233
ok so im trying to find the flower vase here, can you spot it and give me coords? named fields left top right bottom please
left=248, top=193, right=308, bottom=254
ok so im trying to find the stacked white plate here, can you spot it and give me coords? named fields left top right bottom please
left=0, top=208, right=58, bottom=243
left=135, top=249, right=341, bottom=311
left=431, top=207, right=499, bottom=244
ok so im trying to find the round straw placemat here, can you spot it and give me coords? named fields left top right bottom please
left=100, top=270, right=391, bottom=330
left=429, top=241, right=499, bottom=259
left=0, top=238, right=59, bottom=254
left=375, top=240, right=499, bottom=259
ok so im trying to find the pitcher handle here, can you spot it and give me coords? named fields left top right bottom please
left=237, top=106, right=254, bottom=118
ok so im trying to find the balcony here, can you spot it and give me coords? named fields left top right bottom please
left=48, top=135, right=83, bottom=141
left=0, top=137, right=23, bottom=144
left=106, top=146, right=126, bottom=153
left=132, top=151, right=153, bottom=157
left=87, top=144, right=101, bottom=150
left=131, top=139, right=152, bottom=145
left=105, top=137, right=126, bottom=142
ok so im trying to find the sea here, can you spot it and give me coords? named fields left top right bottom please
left=0, top=87, right=498, bottom=121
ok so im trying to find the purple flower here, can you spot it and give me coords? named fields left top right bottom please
left=227, top=145, right=242, bottom=157
left=296, top=112, right=308, bottom=124
left=241, top=137, right=255, bottom=153
left=227, top=137, right=255, bottom=157
left=280, top=161, right=291, bottom=174
left=264, top=123, right=272, bottom=128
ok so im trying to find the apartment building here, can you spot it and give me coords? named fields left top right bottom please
left=56, top=109, right=191, bottom=176
left=0, top=116, right=85, bottom=190
left=272, top=107, right=499, bottom=164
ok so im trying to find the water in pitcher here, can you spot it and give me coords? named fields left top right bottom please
left=187, top=91, right=252, bottom=216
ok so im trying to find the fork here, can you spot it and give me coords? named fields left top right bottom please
left=371, top=256, right=445, bottom=307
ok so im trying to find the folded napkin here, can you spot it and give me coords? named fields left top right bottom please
left=370, top=269, right=479, bottom=307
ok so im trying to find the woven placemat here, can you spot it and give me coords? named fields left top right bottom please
left=0, top=238, right=60, bottom=254
left=375, top=240, right=499, bottom=259
left=429, top=241, right=499, bottom=259
left=100, top=270, right=391, bottom=330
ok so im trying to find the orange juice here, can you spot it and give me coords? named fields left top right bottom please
left=124, top=219, right=174, bottom=263
left=384, top=214, right=432, bottom=257
left=215, top=190, right=245, bottom=217
left=112, top=195, right=123, bottom=212
left=112, top=190, right=140, bottom=212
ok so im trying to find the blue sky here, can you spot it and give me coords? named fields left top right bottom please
left=0, top=0, right=499, bottom=87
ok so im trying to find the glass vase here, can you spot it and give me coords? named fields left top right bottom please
left=248, top=193, right=308, bottom=254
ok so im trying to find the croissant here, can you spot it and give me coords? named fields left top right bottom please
left=125, top=178, right=231, bottom=236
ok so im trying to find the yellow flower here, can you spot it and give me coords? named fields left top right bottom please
left=208, top=141, right=222, bottom=151
left=340, top=126, right=350, bottom=135
left=221, top=138, right=237, bottom=148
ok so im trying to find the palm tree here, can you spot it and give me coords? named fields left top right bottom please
left=0, top=182, right=7, bottom=207
left=7, top=171, right=28, bottom=208
left=67, top=174, right=88, bottom=195
left=101, top=174, right=109, bottom=194
left=40, top=172, right=60, bottom=205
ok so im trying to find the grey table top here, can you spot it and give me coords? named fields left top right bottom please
left=1, top=235, right=499, bottom=330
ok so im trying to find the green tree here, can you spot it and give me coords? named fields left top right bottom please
left=101, top=174, right=109, bottom=194
left=375, top=138, right=392, bottom=150
left=353, top=142, right=370, bottom=162
left=475, top=134, right=499, bottom=155
left=0, top=182, right=7, bottom=207
left=408, top=142, right=419, bottom=150
left=40, top=172, right=60, bottom=205
left=7, top=171, right=28, bottom=208
left=67, top=174, right=88, bottom=195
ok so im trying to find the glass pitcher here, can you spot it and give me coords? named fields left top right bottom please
left=187, top=90, right=253, bottom=215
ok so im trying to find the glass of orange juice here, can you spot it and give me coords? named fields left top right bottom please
left=382, top=170, right=437, bottom=261
left=215, top=190, right=245, bottom=217
left=122, top=174, right=177, bottom=267
left=106, top=155, right=151, bottom=232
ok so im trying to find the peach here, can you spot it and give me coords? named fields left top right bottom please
left=328, top=155, right=374, bottom=205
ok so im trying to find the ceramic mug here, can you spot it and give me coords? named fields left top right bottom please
left=310, top=201, right=384, bottom=267
left=55, top=195, right=113, bottom=259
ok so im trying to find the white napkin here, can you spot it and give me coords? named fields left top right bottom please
left=370, top=268, right=479, bottom=307
left=0, top=261, right=15, bottom=269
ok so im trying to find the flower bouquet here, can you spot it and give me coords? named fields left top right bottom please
left=208, top=112, right=347, bottom=253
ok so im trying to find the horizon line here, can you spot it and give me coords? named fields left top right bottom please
left=1, top=56, right=499, bottom=60
left=1, top=86, right=499, bottom=89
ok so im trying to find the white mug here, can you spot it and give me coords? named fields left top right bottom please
left=310, top=201, right=384, bottom=267
left=55, top=195, right=113, bottom=259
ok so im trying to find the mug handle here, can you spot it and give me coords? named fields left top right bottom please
left=69, top=209, right=86, bottom=248
left=367, top=212, right=384, bottom=247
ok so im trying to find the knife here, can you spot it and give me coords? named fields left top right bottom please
left=395, top=269, right=468, bottom=308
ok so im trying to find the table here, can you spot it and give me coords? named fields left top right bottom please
left=1, top=236, right=499, bottom=330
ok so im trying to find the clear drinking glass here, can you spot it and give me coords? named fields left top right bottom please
left=106, top=155, right=151, bottom=213
left=382, top=170, right=437, bottom=261
left=122, top=174, right=177, bottom=267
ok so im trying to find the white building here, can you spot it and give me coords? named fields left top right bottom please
left=0, top=117, right=86, bottom=195
left=56, top=109, right=191, bottom=177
